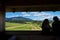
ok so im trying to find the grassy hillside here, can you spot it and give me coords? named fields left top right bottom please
left=5, top=21, right=52, bottom=31
left=5, top=22, right=42, bottom=31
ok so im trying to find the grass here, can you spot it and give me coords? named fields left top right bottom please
left=5, top=22, right=42, bottom=31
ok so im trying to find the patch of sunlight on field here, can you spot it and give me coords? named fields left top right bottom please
left=5, top=22, right=42, bottom=31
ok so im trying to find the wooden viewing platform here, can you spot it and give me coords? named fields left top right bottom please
left=0, top=0, right=60, bottom=40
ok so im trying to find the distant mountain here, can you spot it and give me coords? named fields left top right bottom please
left=5, top=18, right=12, bottom=21
left=5, top=17, right=33, bottom=22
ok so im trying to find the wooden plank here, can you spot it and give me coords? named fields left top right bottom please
left=5, top=0, right=60, bottom=5
left=5, top=5, right=60, bottom=12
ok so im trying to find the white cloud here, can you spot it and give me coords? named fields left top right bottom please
left=21, top=12, right=52, bottom=18
left=29, top=12, right=55, bottom=20
left=30, top=12, right=51, bottom=17
left=21, top=12, right=31, bottom=16
left=10, top=12, right=57, bottom=20
left=21, top=12, right=27, bottom=14
left=30, top=12, right=53, bottom=19
left=33, top=17, right=46, bottom=21
left=30, top=12, right=40, bottom=16
left=21, top=12, right=54, bottom=20
left=10, top=15, right=21, bottom=18
left=15, top=15, right=20, bottom=17
left=23, top=14, right=31, bottom=16
left=58, top=16, right=60, bottom=18
left=10, top=15, right=15, bottom=17
left=40, top=12, right=53, bottom=19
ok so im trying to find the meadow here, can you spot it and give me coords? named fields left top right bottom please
left=5, top=21, right=42, bottom=31
left=5, top=21, right=52, bottom=31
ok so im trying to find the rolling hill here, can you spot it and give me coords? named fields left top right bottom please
left=5, top=17, right=33, bottom=22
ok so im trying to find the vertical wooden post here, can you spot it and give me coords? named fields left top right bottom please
left=0, top=4, right=5, bottom=32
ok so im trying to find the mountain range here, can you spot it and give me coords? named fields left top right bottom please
left=5, top=16, right=53, bottom=22
left=5, top=17, right=33, bottom=22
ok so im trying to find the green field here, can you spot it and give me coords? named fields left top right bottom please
left=5, top=22, right=42, bottom=31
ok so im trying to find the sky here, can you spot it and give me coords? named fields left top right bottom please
left=5, top=11, right=60, bottom=21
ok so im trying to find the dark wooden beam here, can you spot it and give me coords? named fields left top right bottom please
left=6, top=5, right=60, bottom=12
left=4, top=0, right=60, bottom=6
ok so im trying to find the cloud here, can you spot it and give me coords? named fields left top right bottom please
left=58, top=16, right=60, bottom=18
left=33, top=17, right=44, bottom=21
left=9, top=15, right=14, bottom=17
left=21, top=12, right=54, bottom=20
left=30, top=12, right=53, bottom=20
left=23, top=14, right=31, bottom=16
left=21, top=12, right=27, bottom=14
left=21, top=12, right=31, bottom=16
left=10, top=15, right=21, bottom=18
left=21, top=12, right=53, bottom=18
left=6, top=11, right=60, bottom=21
left=30, top=12, right=41, bottom=16
left=30, top=12, right=51, bottom=17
